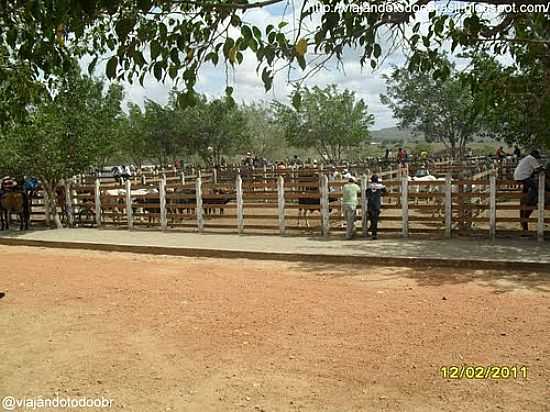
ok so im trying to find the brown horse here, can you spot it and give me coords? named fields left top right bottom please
left=0, top=191, right=30, bottom=231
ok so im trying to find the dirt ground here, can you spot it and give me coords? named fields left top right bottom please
left=0, top=246, right=549, bottom=412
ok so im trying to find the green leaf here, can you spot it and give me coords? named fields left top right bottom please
left=207, top=52, right=219, bottom=66
left=88, top=56, right=99, bottom=75
left=223, top=38, right=235, bottom=59
left=230, top=14, right=241, bottom=27
left=278, top=21, right=288, bottom=29
left=115, top=17, right=136, bottom=41
left=153, top=62, right=163, bottom=81
left=133, top=51, right=146, bottom=67
left=170, top=48, right=180, bottom=65
left=150, top=40, right=161, bottom=60
left=106, top=56, right=118, bottom=79
left=261, top=67, right=273, bottom=91
left=241, top=26, right=252, bottom=40
left=296, top=54, right=306, bottom=70
left=168, top=65, right=177, bottom=80
left=373, top=44, right=381, bottom=58
left=252, top=26, right=262, bottom=40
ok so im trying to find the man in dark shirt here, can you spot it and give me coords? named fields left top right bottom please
left=366, top=175, right=386, bottom=240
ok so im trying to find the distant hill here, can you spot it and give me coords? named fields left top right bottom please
left=370, top=127, right=424, bottom=143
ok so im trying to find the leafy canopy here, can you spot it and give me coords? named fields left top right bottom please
left=274, top=85, right=373, bottom=162
left=2, top=0, right=549, bottom=112
left=381, top=59, right=482, bottom=159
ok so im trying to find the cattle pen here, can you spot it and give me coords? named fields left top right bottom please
left=22, top=158, right=550, bottom=241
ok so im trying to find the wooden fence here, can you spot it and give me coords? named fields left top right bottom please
left=26, top=167, right=548, bottom=241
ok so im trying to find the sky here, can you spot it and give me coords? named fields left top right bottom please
left=116, top=1, right=503, bottom=130
left=118, top=2, right=408, bottom=130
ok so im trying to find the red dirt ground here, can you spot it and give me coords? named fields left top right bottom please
left=0, top=246, right=549, bottom=411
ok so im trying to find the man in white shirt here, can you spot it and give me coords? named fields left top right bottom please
left=514, top=150, right=542, bottom=182
left=514, top=150, right=543, bottom=232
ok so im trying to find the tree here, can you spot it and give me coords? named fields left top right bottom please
left=182, top=96, right=250, bottom=166
left=1, top=1, right=549, bottom=117
left=117, top=103, right=152, bottom=168
left=465, top=53, right=550, bottom=150
left=242, top=103, right=287, bottom=161
left=381, top=62, right=481, bottom=159
left=0, top=70, right=124, bottom=227
left=274, top=85, right=373, bottom=163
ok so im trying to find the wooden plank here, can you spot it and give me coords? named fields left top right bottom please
left=196, top=177, right=204, bottom=232
left=95, top=179, right=101, bottom=227
left=538, top=172, right=545, bottom=242
left=320, top=175, right=330, bottom=237
left=159, top=176, right=167, bottom=231
left=125, top=179, right=133, bottom=230
left=236, top=174, right=244, bottom=233
left=489, top=174, right=496, bottom=240
left=277, top=175, right=285, bottom=235
left=401, top=175, right=408, bottom=238
left=445, top=174, right=452, bottom=239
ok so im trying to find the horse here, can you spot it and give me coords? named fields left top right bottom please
left=296, top=177, right=338, bottom=228
left=0, top=191, right=30, bottom=231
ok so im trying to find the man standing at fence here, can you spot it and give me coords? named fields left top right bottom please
left=366, top=175, right=387, bottom=240
left=514, top=150, right=543, bottom=202
left=342, top=176, right=361, bottom=240
left=514, top=150, right=544, bottom=233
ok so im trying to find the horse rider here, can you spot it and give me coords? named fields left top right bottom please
left=366, top=175, right=387, bottom=240
left=1, top=176, right=18, bottom=192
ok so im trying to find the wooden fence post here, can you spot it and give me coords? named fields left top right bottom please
left=236, top=174, right=244, bottom=234
left=196, top=177, right=204, bottom=232
left=361, top=175, right=368, bottom=238
left=95, top=178, right=101, bottom=227
left=277, top=175, right=285, bottom=235
left=400, top=174, right=409, bottom=238
left=320, top=175, right=330, bottom=237
left=489, top=173, right=496, bottom=240
left=213, top=168, right=218, bottom=184
left=445, top=174, right=452, bottom=239
left=159, top=176, right=167, bottom=231
left=181, top=171, right=185, bottom=186
left=64, top=179, right=74, bottom=227
left=125, top=179, right=133, bottom=230
left=263, top=164, right=267, bottom=192
left=43, top=189, right=50, bottom=226
left=537, top=172, right=545, bottom=242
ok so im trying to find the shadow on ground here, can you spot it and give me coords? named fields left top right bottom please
left=290, top=260, right=550, bottom=294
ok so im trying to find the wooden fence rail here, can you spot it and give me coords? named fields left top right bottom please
left=21, top=165, right=548, bottom=241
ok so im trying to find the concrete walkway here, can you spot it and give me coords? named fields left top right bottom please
left=0, top=228, right=549, bottom=271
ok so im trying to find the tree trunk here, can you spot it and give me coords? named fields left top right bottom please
left=43, top=181, right=63, bottom=229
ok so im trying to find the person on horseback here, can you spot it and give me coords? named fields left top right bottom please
left=1, top=176, right=18, bottom=192
left=0, top=176, right=30, bottom=231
